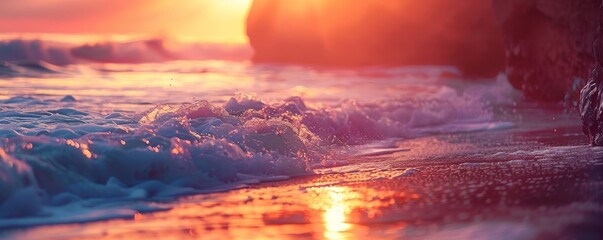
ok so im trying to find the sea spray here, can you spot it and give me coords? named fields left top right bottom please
left=0, top=73, right=515, bottom=225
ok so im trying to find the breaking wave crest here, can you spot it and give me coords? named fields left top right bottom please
left=0, top=87, right=511, bottom=226
left=0, top=38, right=252, bottom=67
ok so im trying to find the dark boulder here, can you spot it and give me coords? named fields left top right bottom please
left=580, top=1, right=603, bottom=145
left=246, top=0, right=506, bottom=77
left=493, top=0, right=600, bottom=101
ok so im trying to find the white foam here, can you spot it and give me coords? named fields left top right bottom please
left=392, top=168, right=419, bottom=178
left=0, top=60, right=520, bottom=227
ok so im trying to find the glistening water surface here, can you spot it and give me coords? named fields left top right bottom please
left=0, top=59, right=601, bottom=239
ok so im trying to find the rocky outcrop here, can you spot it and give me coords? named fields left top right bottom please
left=247, top=0, right=602, bottom=101
left=493, top=0, right=600, bottom=101
left=580, top=2, right=603, bottom=146
left=246, top=0, right=506, bottom=77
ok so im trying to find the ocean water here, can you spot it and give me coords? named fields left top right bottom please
left=0, top=54, right=601, bottom=239
left=0, top=58, right=513, bottom=222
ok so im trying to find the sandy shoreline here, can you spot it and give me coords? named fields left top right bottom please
left=4, top=106, right=602, bottom=239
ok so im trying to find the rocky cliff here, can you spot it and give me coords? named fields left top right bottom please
left=493, top=0, right=600, bottom=101
left=246, top=0, right=601, bottom=102
left=580, top=1, right=603, bottom=145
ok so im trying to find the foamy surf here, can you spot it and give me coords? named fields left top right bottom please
left=0, top=59, right=518, bottom=228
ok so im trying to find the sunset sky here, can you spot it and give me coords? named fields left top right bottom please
left=0, top=0, right=252, bottom=44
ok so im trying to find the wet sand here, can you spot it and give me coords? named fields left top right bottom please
left=4, top=104, right=602, bottom=240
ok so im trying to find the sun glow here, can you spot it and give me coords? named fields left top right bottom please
left=323, top=188, right=354, bottom=239
left=0, top=0, right=253, bottom=44
left=172, top=0, right=253, bottom=43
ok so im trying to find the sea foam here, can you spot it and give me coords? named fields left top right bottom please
left=0, top=74, right=513, bottom=227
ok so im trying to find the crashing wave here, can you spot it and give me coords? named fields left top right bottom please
left=0, top=89, right=512, bottom=225
left=0, top=38, right=252, bottom=67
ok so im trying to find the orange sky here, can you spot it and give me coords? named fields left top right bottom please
left=0, top=0, right=252, bottom=44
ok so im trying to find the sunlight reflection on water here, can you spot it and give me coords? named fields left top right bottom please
left=2, top=58, right=575, bottom=240
left=6, top=171, right=417, bottom=239
left=321, top=187, right=354, bottom=239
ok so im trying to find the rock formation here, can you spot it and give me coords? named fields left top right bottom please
left=247, top=0, right=602, bottom=102
left=580, top=1, right=603, bottom=145
left=246, top=0, right=506, bottom=77
left=492, top=0, right=600, bottom=101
